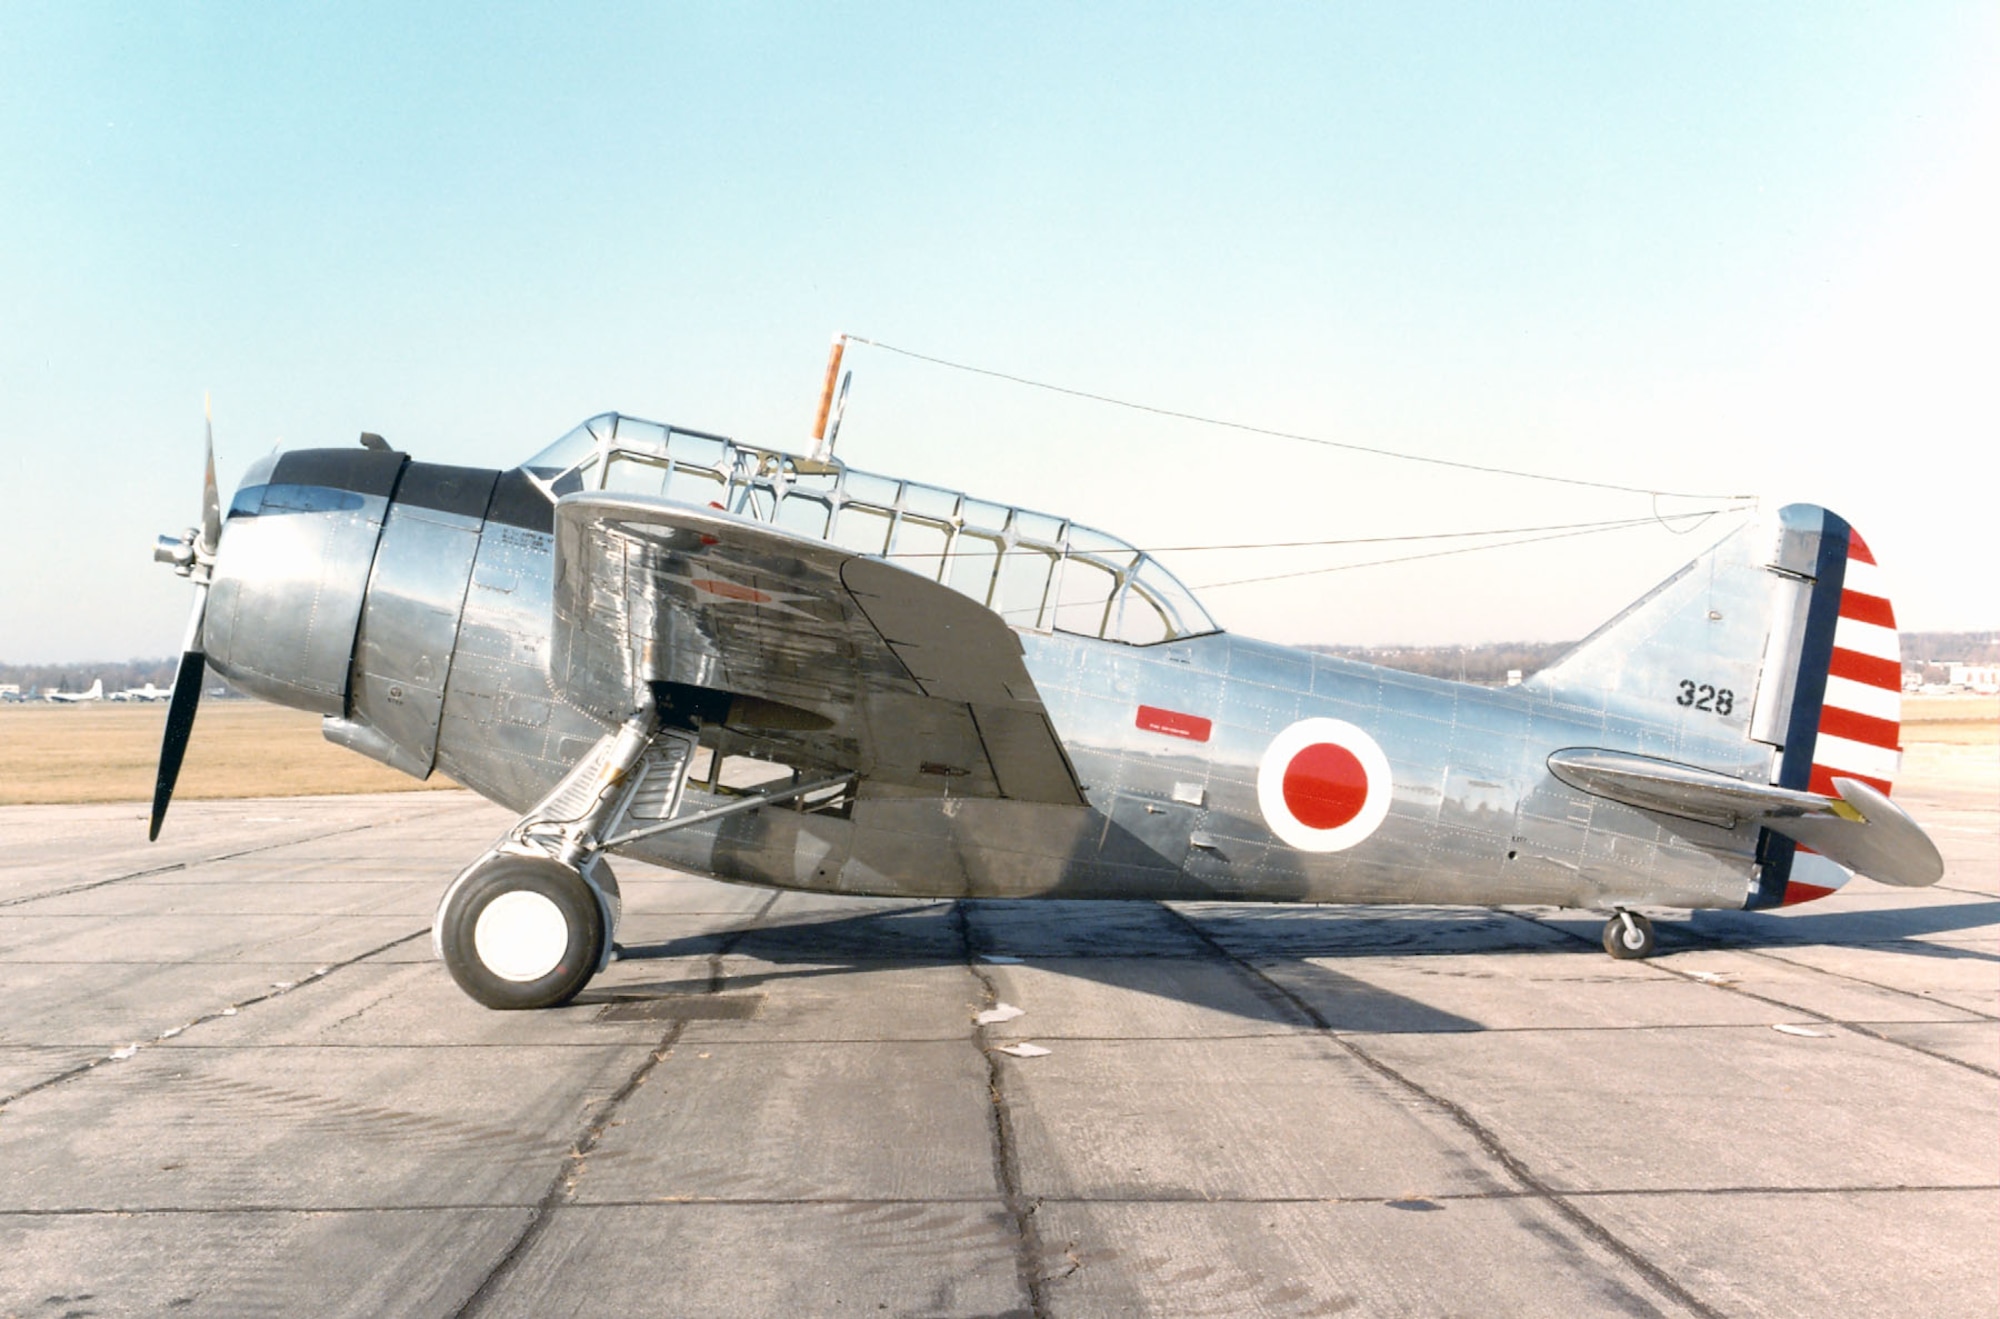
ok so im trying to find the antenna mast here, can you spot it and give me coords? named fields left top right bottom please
left=809, top=333, right=849, bottom=464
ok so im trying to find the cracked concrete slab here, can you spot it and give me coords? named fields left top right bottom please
left=1031, top=1198, right=1703, bottom=1318
left=466, top=1203, right=1025, bottom=1318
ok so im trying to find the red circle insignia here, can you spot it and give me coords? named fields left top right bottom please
left=1281, top=743, right=1369, bottom=830
left=1257, top=717, right=1395, bottom=852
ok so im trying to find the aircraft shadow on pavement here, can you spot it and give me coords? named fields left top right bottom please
left=599, top=902, right=1545, bottom=1034
left=1669, top=899, right=2000, bottom=964
left=593, top=896, right=2000, bottom=1029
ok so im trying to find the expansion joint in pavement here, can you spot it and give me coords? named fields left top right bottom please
left=1157, top=902, right=1723, bottom=1319
left=0, top=927, right=431, bottom=1112
left=451, top=887, right=784, bottom=1318
left=0, top=804, right=467, bottom=909
left=1504, top=910, right=2000, bottom=1079
left=451, top=1019, right=688, bottom=1318
left=956, top=900, right=1051, bottom=1319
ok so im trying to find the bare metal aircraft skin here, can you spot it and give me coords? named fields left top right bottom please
left=149, top=412, right=1942, bottom=1007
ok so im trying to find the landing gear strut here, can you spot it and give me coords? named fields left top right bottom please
left=433, top=692, right=854, bottom=1009
left=1601, top=909, right=1656, bottom=960
left=434, top=696, right=681, bottom=1010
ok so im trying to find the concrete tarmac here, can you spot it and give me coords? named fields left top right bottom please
left=1, top=746, right=1993, bottom=1317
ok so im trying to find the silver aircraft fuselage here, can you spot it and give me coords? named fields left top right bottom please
left=195, top=417, right=1838, bottom=917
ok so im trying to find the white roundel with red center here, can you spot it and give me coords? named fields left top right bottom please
left=1256, top=718, right=1394, bottom=852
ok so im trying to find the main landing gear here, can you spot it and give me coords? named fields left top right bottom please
left=1601, top=909, right=1657, bottom=960
left=434, top=693, right=855, bottom=1009
left=434, top=696, right=682, bottom=1010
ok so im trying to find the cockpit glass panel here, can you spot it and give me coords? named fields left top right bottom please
left=664, top=464, right=727, bottom=507
left=776, top=493, right=831, bottom=539
left=1067, top=525, right=1139, bottom=568
left=668, top=431, right=728, bottom=469
left=612, top=417, right=669, bottom=454
left=1013, top=510, right=1065, bottom=545
left=1110, top=585, right=1173, bottom=646
left=961, top=498, right=1010, bottom=532
left=605, top=454, right=670, bottom=498
left=524, top=418, right=603, bottom=480
left=946, top=532, right=1002, bottom=606
left=843, top=471, right=900, bottom=507
left=831, top=504, right=893, bottom=555
left=993, top=547, right=1056, bottom=629
left=890, top=516, right=950, bottom=582
left=550, top=458, right=596, bottom=497
left=1053, top=556, right=1118, bottom=637
left=903, top=484, right=959, bottom=520
left=1134, top=556, right=1217, bottom=638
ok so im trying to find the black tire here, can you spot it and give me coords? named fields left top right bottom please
left=1602, top=911, right=1656, bottom=960
left=438, top=855, right=605, bottom=1009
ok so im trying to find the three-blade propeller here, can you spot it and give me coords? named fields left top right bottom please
left=148, top=396, right=224, bottom=840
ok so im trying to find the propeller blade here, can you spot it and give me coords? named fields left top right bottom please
left=149, top=639, right=207, bottom=840
left=152, top=396, right=222, bottom=842
left=199, top=392, right=222, bottom=555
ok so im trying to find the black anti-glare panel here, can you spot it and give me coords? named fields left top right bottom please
left=395, top=462, right=500, bottom=520
left=485, top=467, right=556, bottom=534
left=269, top=448, right=408, bottom=498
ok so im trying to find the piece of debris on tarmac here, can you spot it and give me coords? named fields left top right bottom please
left=996, top=1042, right=1051, bottom=1058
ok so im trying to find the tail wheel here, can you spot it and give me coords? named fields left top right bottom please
left=1602, top=911, right=1657, bottom=960
left=439, top=855, right=605, bottom=1009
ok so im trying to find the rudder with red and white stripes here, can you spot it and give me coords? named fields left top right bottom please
left=1751, top=512, right=1903, bottom=908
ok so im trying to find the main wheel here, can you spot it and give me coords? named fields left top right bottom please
left=438, top=855, right=605, bottom=1009
left=1602, top=911, right=1657, bottom=960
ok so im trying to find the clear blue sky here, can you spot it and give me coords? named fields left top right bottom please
left=4, top=3, right=1994, bottom=663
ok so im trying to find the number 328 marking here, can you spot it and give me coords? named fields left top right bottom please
left=1677, top=680, right=1733, bottom=716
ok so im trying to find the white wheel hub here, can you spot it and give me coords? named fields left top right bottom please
left=473, top=890, right=570, bottom=982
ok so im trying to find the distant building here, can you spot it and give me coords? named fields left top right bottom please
left=1945, top=663, right=2000, bottom=694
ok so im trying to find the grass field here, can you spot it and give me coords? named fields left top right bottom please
left=0, top=701, right=458, bottom=805
left=0, top=692, right=1990, bottom=808
left=1902, top=693, right=2000, bottom=744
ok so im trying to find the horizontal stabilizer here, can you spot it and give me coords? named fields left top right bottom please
left=1547, top=748, right=1943, bottom=888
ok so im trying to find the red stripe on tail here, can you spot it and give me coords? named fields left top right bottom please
left=1828, top=647, right=1900, bottom=690
left=1819, top=706, right=1900, bottom=750
left=1838, top=590, right=1896, bottom=629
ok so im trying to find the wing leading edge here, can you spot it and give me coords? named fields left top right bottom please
left=549, top=492, right=1085, bottom=806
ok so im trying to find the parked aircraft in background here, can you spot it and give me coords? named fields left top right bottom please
left=46, top=678, right=104, bottom=704
left=146, top=387, right=1942, bottom=1010
left=113, top=682, right=172, bottom=702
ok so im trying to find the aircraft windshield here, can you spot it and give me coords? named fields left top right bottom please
left=522, top=412, right=1218, bottom=645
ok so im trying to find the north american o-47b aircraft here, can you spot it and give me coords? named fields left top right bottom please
left=148, top=405, right=1943, bottom=1009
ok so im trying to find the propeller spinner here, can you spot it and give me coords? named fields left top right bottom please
left=147, top=396, right=224, bottom=840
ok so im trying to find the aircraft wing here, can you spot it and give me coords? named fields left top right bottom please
left=549, top=493, right=1085, bottom=805
left=1547, top=748, right=1943, bottom=888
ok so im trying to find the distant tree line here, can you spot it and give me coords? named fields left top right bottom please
left=1899, top=631, right=1999, bottom=666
